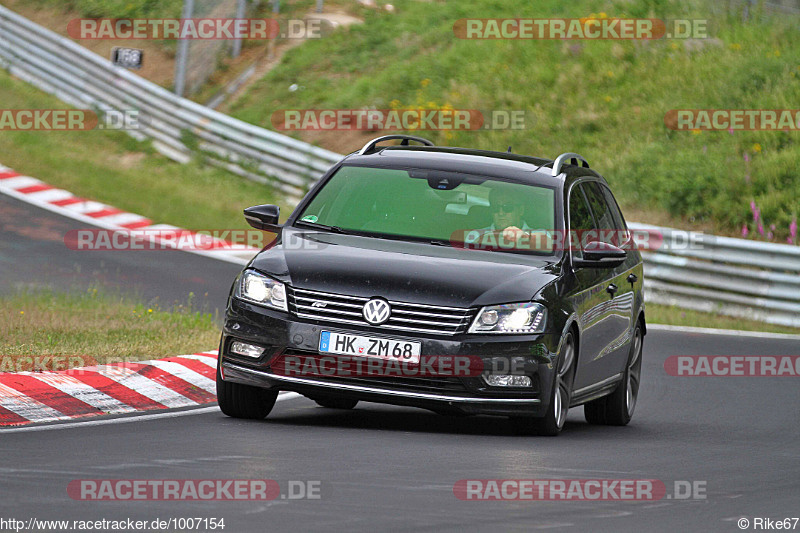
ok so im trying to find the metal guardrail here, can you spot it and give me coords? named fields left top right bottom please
left=0, top=5, right=342, bottom=197
left=629, top=223, right=800, bottom=328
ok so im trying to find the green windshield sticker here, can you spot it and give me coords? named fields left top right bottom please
left=301, top=215, right=319, bottom=223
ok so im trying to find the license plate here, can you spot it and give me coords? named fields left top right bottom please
left=318, top=331, right=421, bottom=364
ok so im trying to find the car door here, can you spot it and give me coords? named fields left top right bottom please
left=579, top=182, right=635, bottom=380
left=565, top=181, right=611, bottom=391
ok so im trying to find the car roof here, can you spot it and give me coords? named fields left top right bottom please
left=340, top=145, right=604, bottom=188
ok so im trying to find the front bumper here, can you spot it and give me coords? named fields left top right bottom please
left=220, top=298, right=561, bottom=417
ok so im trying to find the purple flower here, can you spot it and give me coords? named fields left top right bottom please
left=758, top=222, right=765, bottom=236
left=770, top=224, right=776, bottom=231
left=750, top=201, right=760, bottom=222
left=790, top=218, right=797, bottom=240
left=744, top=153, right=750, bottom=162
left=741, top=225, right=749, bottom=237
left=767, top=231, right=773, bottom=240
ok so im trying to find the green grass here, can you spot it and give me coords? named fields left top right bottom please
left=0, top=288, right=221, bottom=367
left=647, top=303, right=800, bottom=335
left=23, top=0, right=183, bottom=20
left=230, top=0, right=800, bottom=241
left=0, top=69, right=287, bottom=229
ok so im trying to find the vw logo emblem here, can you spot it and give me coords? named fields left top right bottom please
left=363, top=298, right=391, bottom=325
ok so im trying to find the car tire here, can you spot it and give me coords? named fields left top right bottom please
left=584, top=322, right=643, bottom=426
left=312, top=396, right=359, bottom=410
left=510, top=332, right=576, bottom=436
left=216, top=363, right=278, bottom=419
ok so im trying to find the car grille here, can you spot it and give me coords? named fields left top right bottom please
left=286, top=287, right=476, bottom=336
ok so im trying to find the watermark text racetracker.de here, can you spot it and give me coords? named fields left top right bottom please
left=0, top=355, right=91, bottom=373
left=453, top=18, right=708, bottom=40
left=67, top=18, right=323, bottom=40
left=68, top=479, right=323, bottom=501
left=453, top=479, right=707, bottom=501
left=0, top=109, right=145, bottom=131
left=271, top=109, right=526, bottom=131
left=665, top=109, right=800, bottom=131
left=665, top=356, right=800, bottom=377
left=64, top=229, right=289, bottom=252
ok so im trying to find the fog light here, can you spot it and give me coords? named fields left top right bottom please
left=485, top=374, right=533, bottom=387
left=230, top=341, right=264, bottom=358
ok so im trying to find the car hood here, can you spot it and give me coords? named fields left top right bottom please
left=249, top=229, right=560, bottom=308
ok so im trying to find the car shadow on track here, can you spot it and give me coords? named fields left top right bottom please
left=234, top=402, right=657, bottom=439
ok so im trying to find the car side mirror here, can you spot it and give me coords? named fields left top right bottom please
left=573, top=241, right=626, bottom=268
left=244, top=204, right=282, bottom=233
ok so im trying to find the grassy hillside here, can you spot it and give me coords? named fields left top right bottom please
left=230, top=0, right=800, bottom=242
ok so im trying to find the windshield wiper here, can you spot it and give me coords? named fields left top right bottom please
left=295, top=220, right=348, bottom=234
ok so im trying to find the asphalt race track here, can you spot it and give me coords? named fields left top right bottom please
left=0, top=193, right=242, bottom=312
left=2, top=196, right=799, bottom=532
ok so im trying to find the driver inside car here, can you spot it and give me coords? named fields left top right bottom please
left=469, top=187, right=553, bottom=251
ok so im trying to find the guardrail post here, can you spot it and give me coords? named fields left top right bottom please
left=173, top=0, right=194, bottom=96
left=231, top=0, right=247, bottom=58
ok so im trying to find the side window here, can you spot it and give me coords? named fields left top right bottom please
left=582, top=182, right=620, bottom=246
left=568, top=184, right=594, bottom=260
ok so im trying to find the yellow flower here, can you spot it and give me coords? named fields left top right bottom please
left=691, top=129, right=702, bottom=135
left=19, top=311, right=24, bottom=315
left=773, top=49, right=781, bottom=57
left=389, top=99, right=401, bottom=109
left=603, top=95, right=612, bottom=103
left=606, top=70, right=615, bottom=78
left=729, top=43, right=741, bottom=50
left=752, top=143, right=762, bottom=152
left=420, top=78, right=431, bottom=88
left=147, top=308, right=153, bottom=313
left=598, top=12, right=608, bottom=19
left=427, top=101, right=437, bottom=109
left=444, top=132, right=454, bottom=141
left=670, top=42, right=679, bottom=50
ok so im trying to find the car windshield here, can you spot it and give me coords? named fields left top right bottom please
left=296, top=165, right=557, bottom=254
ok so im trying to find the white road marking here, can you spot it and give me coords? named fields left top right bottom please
left=24, top=188, right=72, bottom=202
left=0, top=383, right=70, bottom=423
left=177, top=354, right=218, bottom=367
left=647, top=323, right=800, bottom=339
left=29, top=373, right=136, bottom=414
left=0, top=176, right=40, bottom=189
left=144, top=360, right=216, bottom=394
left=91, top=365, right=197, bottom=408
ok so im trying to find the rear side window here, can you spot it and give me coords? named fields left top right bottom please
left=581, top=182, right=623, bottom=246
left=600, top=185, right=630, bottom=243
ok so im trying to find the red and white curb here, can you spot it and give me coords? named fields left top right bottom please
left=0, top=164, right=259, bottom=265
left=0, top=351, right=222, bottom=426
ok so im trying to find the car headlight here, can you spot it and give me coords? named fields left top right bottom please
left=238, top=270, right=288, bottom=312
left=469, top=302, right=546, bottom=334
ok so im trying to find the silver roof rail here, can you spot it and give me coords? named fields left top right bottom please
left=359, top=135, right=435, bottom=155
left=550, top=152, right=590, bottom=177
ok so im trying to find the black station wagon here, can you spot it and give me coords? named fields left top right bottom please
left=216, top=135, right=645, bottom=436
